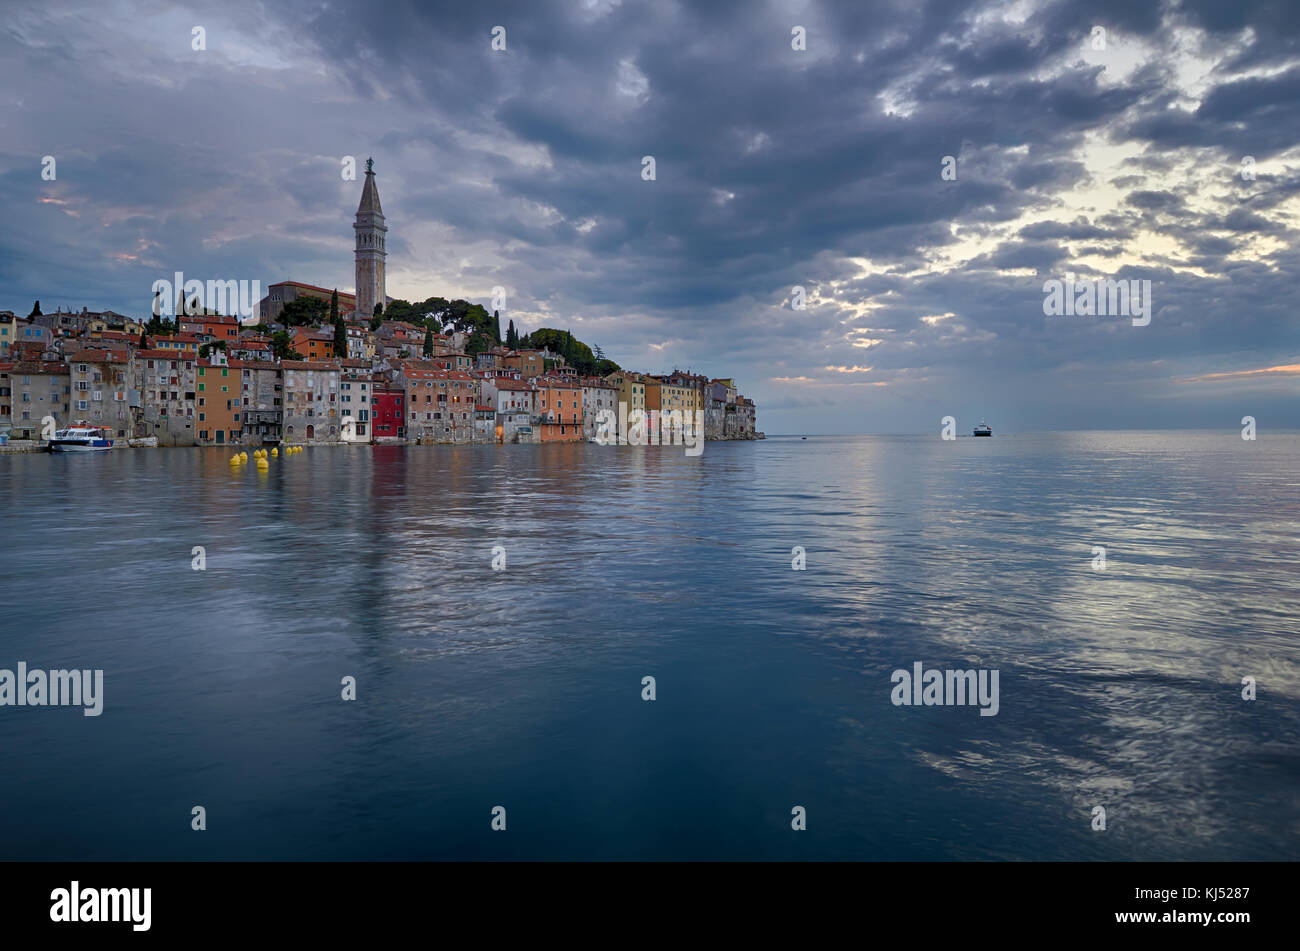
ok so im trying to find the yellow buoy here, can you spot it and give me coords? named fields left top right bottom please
left=230, top=456, right=241, bottom=466
left=256, top=458, right=269, bottom=469
left=240, top=452, right=249, bottom=461
left=271, top=447, right=278, bottom=457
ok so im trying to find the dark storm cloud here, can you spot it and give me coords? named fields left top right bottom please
left=1, top=0, right=1298, bottom=432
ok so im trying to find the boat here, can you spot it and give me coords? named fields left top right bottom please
left=973, top=420, right=992, bottom=437
left=48, top=423, right=113, bottom=452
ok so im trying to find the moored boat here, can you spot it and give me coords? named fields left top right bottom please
left=48, top=423, right=113, bottom=452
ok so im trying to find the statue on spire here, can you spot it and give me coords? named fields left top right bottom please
left=366, top=157, right=374, bottom=173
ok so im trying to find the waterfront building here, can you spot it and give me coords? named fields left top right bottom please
left=534, top=376, right=582, bottom=442
left=339, top=360, right=373, bottom=443
left=480, top=377, right=535, bottom=442
left=580, top=377, right=620, bottom=439
left=195, top=359, right=242, bottom=445
left=604, top=370, right=645, bottom=417
left=231, top=359, right=283, bottom=445
left=2, top=360, right=70, bottom=439
left=281, top=359, right=341, bottom=443
left=67, top=348, right=134, bottom=439
left=371, top=383, right=405, bottom=442
left=136, top=349, right=197, bottom=446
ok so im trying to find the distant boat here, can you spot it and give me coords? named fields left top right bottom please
left=49, top=423, right=113, bottom=452
left=973, top=420, right=992, bottom=437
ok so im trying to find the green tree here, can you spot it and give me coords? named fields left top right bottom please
left=492, top=309, right=502, bottom=344
left=506, top=319, right=518, bottom=349
left=369, top=313, right=384, bottom=332
left=423, top=325, right=434, bottom=357
left=384, top=299, right=413, bottom=322
left=271, top=331, right=304, bottom=361
left=280, top=296, right=330, bottom=328
left=374, top=301, right=384, bottom=318
left=331, top=290, right=348, bottom=358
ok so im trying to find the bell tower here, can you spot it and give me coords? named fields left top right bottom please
left=353, top=157, right=387, bottom=318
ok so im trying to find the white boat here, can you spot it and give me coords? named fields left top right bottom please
left=973, top=420, right=993, bottom=437
left=48, top=423, right=113, bottom=452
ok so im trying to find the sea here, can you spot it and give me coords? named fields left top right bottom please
left=1, top=431, right=1297, bottom=860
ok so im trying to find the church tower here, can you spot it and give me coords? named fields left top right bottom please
left=353, top=157, right=387, bottom=318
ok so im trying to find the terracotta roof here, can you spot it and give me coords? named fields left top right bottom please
left=281, top=360, right=340, bottom=371
left=268, top=280, right=357, bottom=300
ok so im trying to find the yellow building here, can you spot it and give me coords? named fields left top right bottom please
left=644, top=378, right=691, bottom=415
left=0, top=312, right=15, bottom=355
left=603, top=371, right=645, bottom=414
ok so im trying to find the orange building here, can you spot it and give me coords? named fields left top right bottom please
left=196, top=360, right=242, bottom=445
left=291, top=328, right=339, bottom=361
left=180, top=314, right=242, bottom=343
left=534, top=376, right=582, bottom=442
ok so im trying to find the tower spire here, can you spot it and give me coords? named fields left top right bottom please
left=353, top=158, right=387, bottom=317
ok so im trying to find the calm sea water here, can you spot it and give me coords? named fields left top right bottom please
left=1, top=432, right=1297, bottom=860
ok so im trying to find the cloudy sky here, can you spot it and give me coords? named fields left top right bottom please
left=3, top=0, right=1298, bottom=433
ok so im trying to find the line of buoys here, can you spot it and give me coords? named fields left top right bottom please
left=232, top=445, right=300, bottom=468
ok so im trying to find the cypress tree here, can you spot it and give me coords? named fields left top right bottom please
left=331, top=290, right=347, bottom=358
left=423, top=325, right=434, bottom=357
left=492, top=309, right=502, bottom=344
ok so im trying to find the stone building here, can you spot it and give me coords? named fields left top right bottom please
left=281, top=360, right=341, bottom=444
left=136, top=349, right=197, bottom=445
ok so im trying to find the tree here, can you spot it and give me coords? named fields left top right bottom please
left=29, top=301, right=42, bottom=317
left=139, top=331, right=149, bottom=350
left=593, top=344, right=604, bottom=362
left=280, top=296, right=329, bottom=328
left=271, top=331, right=304, bottom=361
left=331, top=290, right=347, bottom=358
left=492, top=309, right=502, bottom=344
left=423, top=325, right=434, bottom=357
left=384, top=299, right=413, bottom=322
left=506, top=319, right=518, bottom=349
left=374, top=301, right=384, bottom=318
left=369, top=313, right=383, bottom=332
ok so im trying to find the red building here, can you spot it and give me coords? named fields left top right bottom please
left=372, top=383, right=405, bottom=440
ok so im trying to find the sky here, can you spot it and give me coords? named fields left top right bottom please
left=2, top=0, right=1298, bottom=433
